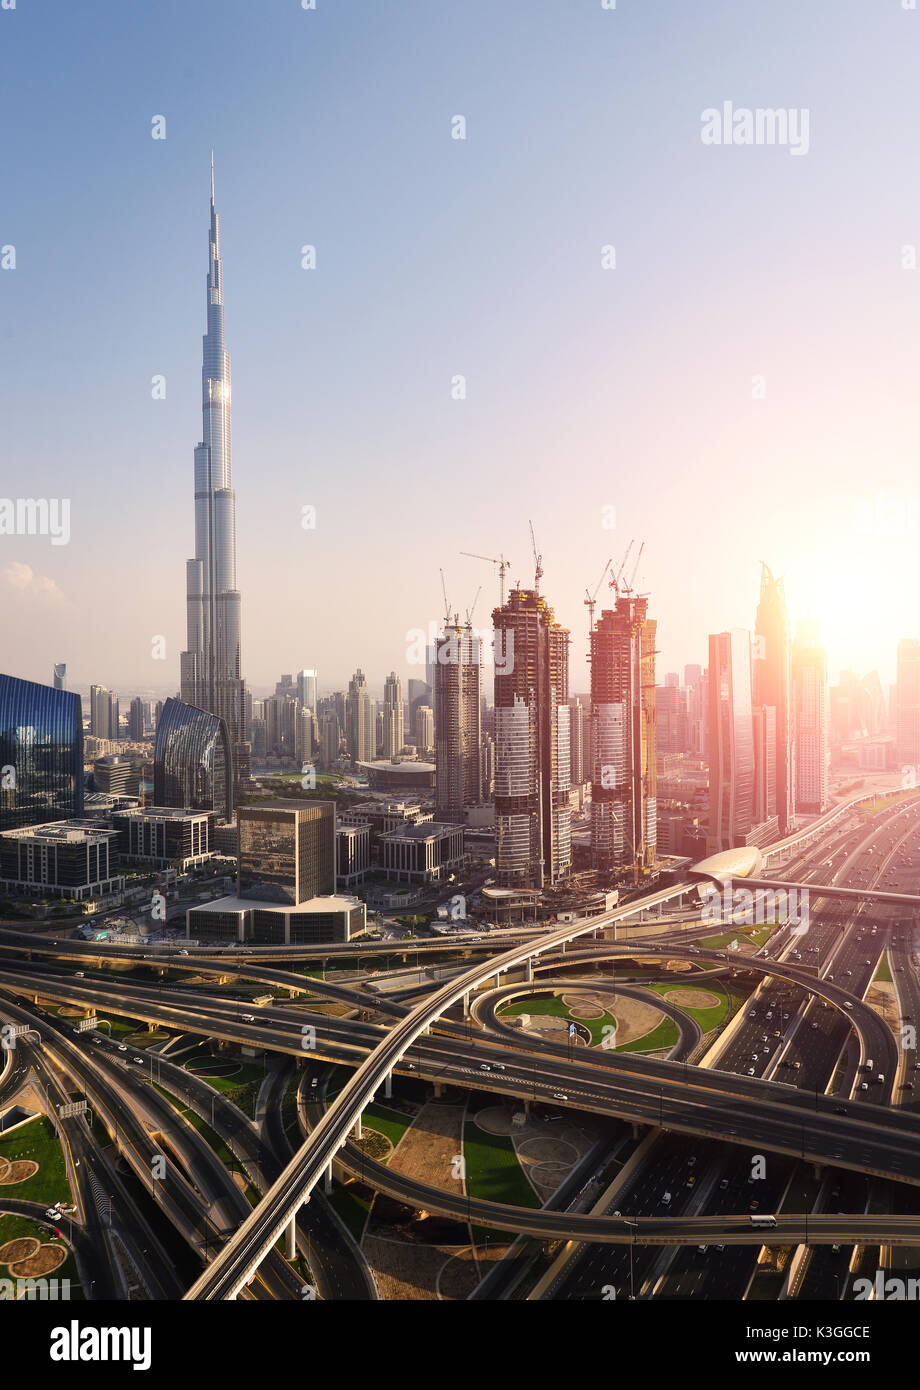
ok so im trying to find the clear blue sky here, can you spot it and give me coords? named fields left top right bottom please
left=2, top=0, right=919, bottom=699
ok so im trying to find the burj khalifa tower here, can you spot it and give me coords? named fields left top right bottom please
left=180, top=156, right=251, bottom=798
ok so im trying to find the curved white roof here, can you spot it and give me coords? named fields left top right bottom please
left=690, top=845, right=763, bottom=884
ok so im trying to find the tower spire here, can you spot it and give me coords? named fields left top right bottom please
left=210, top=149, right=215, bottom=206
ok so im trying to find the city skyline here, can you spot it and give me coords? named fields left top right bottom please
left=5, top=0, right=920, bottom=1331
left=4, top=2, right=920, bottom=695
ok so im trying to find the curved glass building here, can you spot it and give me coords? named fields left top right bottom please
left=153, top=697, right=232, bottom=823
left=0, top=673, right=84, bottom=832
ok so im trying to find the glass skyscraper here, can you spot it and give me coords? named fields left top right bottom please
left=180, top=156, right=250, bottom=802
left=153, top=697, right=232, bottom=824
left=0, top=673, right=84, bottom=832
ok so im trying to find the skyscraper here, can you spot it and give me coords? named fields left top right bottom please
left=493, top=587, right=570, bottom=888
left=753, top=563, right=795, bottom=833
left=128, top=697, right=147, bottom=742
left=590, top=594, right=658, bottom=875
left=382, top=671, right=405, bottom=760
left=319, top=713, right=341, bottom=769
left=52, top=663, right=66, bottom=691
left=896, top=639, right=920, bottom=770
left=0, top=674, right=84, bottom=831
left=708, top=630, right=755, bottom=852
left=346, top=669, right=374, bottom=765
left=297, top=670, right=318, bottom=712
left=154, top=697, right=233, bottom=823
left=434, top=623, right=482, bottom=823
left=90, top=685, right=119, bottom=741
left=793, top=620, right=830, bottom=813
left=179, top=157, right=250, bottom=803
left=414, top=705, right=434, bottom=753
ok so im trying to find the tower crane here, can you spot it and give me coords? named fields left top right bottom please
left=584, top=558, right=613, bottom=634
left=440, top=569, right=452, bottom=628
left=460, top=551, right=511, bottom=607
left=609, top=540, right=634, bottom=597
left=529, top=520, right=543, bottom=592
left=465, top=585, right=481, bottom=627
left=623, top=540, right=645, bottom=595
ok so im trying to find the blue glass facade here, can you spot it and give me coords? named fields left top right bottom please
left=0, top=673, right=84, bottom=832
left=153, top=697, right=232, bottom=822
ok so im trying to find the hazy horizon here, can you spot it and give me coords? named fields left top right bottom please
left=3, top=0, right=919, bottom=698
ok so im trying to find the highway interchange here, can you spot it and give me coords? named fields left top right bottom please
left=2, top=789, right=920, bottom=1300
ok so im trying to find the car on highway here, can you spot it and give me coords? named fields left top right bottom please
left=552, top=1092, right=568, bottom=1101
left=45, top=1205, right=62, bottom=1219
left=844, top=1002, right=854, bottom=1010
left=661, top=1191, right=672, bottom=1205
left=132, top=1056, right=144, bottom=1064
left=493, top=1063, right=505, bottom=1071
left=747, top=1067, right=755, bottom=1075
left=117, top=1044, right=127, bottom=1052
left=480, top=1063, right=491, bottom=1071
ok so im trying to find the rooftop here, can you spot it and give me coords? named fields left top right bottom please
left=189, top=893, right=364, bottom=916
left=0, top=819, right=119, bottom=844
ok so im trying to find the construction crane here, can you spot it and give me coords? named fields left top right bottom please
left=529, top=520, right=543, bottom=592
left=584, top=558, right=613, bottom=634
left=465, top=584, right=481, bottom=627
left=623, top=540, right=645, bottom=595
left=460, top=551, right=512, bottom=607
left=609, top=540, right=634, bottom=596
left=440, top=568, right=452, bottom=627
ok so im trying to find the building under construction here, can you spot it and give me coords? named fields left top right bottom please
left=590, top=592, right=658, bottom=877
left=493, top=587, right=571, bottom=889
left=434, top=621, right=483, bottom=823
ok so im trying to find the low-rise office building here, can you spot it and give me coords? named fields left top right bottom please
left=110, top=806, right=214, bottom=869
left=336, top=822, right=370, bottom=887
left=186, top=893, right=365, bottom=944
left=0, top=820, right=123, bottom=901
left=380, top=821, right=465, bottom=883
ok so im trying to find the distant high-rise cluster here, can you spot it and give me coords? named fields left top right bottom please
left=706, top=568, right=827, bottom=852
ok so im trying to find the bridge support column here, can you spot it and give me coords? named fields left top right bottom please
left=384, top=1071, right=392, bottom=1099
left=813, top=1164, right=822, bottom=1180
left=286, top=1215, right=297, bottom=1260
left=462, top=992, right=470, bottom=1018
left=354, top=1115, right=363, bottom=1141
left=525, top=958, right=533, bottom=983
left=324, top=1162, right=333, bottom=1195
left=632, top=1122, right=641, bottom=1140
